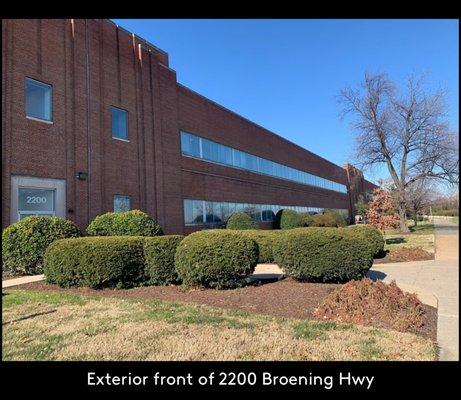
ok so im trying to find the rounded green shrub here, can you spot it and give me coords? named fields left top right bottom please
left=174, top=230, right=259, bottom=288
left=239, top=230, right=281, bottom=263
left=346, top=225, right=385, bottom=258
left=299, top=213, right=314, bottom=227
left=275, top=209, right=304, bottom=229
left=273, top=227, right=373, bottom=282
left=2, top=216, right=81, bottom=275
left=324, top=210, right=348, bottom=227
left=310, top=213, right=338, bottom=227
left=44, top=236, right=145, bottom=289
left=86, top=210, right=163, bottom=236
left=226, top=212, right=258, bottom=230
left=144, top=235, right=184, bottom=285
left=85, top=212, right=118, bottom=236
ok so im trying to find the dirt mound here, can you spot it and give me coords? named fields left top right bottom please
left=374, top=247, right=434, bottom=263
left=313, top=278, right=426, bottom=334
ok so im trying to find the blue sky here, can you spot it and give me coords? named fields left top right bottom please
left=113, top=19, right=459, bottom=184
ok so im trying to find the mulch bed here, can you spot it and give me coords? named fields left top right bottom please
left=8, top=278, right=437, bottom=341
left=374, top=247, right=435, bottom=264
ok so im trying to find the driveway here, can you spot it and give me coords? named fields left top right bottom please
left=368, top=217, right=459, bottom=361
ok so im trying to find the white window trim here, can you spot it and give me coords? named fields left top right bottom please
left=26, top=115, right=54, bottom=124
left=112, top=136, right=130, bottom=143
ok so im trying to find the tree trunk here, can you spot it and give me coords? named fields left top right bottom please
left=399, top=204, right=410, bottom=233
left=413, top=211, right=418, bottom=227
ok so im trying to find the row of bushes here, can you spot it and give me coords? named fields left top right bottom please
left=44, top=235, right=183, bottom=289
left=226, top=209, right=348, bottom=231
left=42, top=224, right=383, bottom=289
left=2, top=210, right=162, bottom=275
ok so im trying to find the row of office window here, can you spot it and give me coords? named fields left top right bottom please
left=181, top=131, right=348, bottom=194
left=184, top=199, right=348, bottom=226
left=25, top=77, right=128, bottom=140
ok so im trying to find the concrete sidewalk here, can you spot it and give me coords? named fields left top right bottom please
left=368, top=217, right=459, bottom=361
left=2, top=274, right=45, bottom=288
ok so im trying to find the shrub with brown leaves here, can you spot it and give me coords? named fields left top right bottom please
left=313, top=278, right=425, bottom=333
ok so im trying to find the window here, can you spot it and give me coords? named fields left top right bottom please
left=25, top=78, right=52, bottom=122
left=181, top=132, right=200, bottom=157
left=180, top=131, right=348, bottom=194
left=18, top=188, right=55, bottom=220
left=111, top=107, right=128, bottom=140
left=183, top=198, right=348, bottom=226
left=113, top=195, right=131, bottom=213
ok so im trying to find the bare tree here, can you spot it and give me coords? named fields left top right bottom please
left=404, top=180, right=436, bottom=226
left=339, top=72, right=459, bottom=232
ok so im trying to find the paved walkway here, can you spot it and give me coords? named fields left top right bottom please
left=368, top=217, right=459, bottom=361
left=2, top=274, right=45, bottom=288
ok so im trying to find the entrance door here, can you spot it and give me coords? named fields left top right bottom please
left=10, top=176, right=66, bottom=223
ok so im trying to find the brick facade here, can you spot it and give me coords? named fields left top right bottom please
left=2, top=19, right=377, bottom=234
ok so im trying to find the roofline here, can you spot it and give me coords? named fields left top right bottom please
left=177, top=83, right=348, bottom=174
left=104, top=19, right=169, bottom=57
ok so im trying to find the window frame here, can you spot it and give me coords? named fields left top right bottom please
left=25, top=77, right=53, bottom=123
left=113, top=194, right=131, bottom=213
left=111, top=106, right=129, bottom=142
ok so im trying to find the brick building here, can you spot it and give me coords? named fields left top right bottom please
left=2, top=19, right=377, bottom=234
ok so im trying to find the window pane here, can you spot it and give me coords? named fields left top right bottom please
left=19, top=188, right=54, bottom=212
left=113, top=195, right=131, bottom=213
left=25, top=78, right=52, bottom=121
left=181, top=132, right=200, bottom=157
left=202, top=139, right=219, bottom=163
left=111, top=107, right=128, bottom=140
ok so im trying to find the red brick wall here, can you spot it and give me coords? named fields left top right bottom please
left=2, top=18, right=375, bottom=234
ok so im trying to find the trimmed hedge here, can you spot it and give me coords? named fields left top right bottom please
left=174, top=230, right=259, bottom=288
left=324, top=210, right=347, bottom=227
left=2, top=216, right=81, bottom=274
left=239, top=230, right=281, bottom=263
left=226, top=212, right=258, bottom=230
left=273, top=227, right=373, bottom=282
left=144, top=235, right=184, bottom=285
left=44, top=236, right=145, bottom=289
left=275, top=209, right=304, bottom=229
left=311, top=213, right=339, bottom=227
left=86, top=210, right=163, bottom=237
left=346, top=225, right=385, bottom=257
left=299, top=213, right=314, bottom=227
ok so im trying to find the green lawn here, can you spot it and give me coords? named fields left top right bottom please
left=384, top=220, right=435, bottom=253
left=2, top=289, right=436, bottom=361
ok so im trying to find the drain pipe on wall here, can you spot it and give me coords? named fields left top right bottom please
left=84, top=19, right=92, bottom=224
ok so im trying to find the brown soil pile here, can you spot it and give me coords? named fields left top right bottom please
left=374, top=247, right=434, bottom=263
left=313, top=278, right=427, bottom=334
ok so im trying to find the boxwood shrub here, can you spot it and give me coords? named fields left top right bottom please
left=346, top=225, right=385, bottom=257
left=311, top=213, right=339, bottom=227
left=2, top=216, right=81, bottom=274
left=299, top=213, right=314, bottom=227
left=273, top=227, right=373, bottom=282
left=144, top=235, right=184, bottom=285
left=239, top=230, right=281, bottom=263
left=86, top=210, right=163, bottom=237
left=44, top=236, right=145, bottom=289
left=275, top=209, right=304, bottom=229
left=174, top=230, right=259, bottom=288
left=226, top=212, right=258, bottom=230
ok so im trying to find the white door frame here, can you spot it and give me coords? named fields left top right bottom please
left=10, top=175, right=66, bottom=223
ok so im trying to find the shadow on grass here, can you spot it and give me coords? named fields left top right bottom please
left=3, top=309, right=57, bottom=325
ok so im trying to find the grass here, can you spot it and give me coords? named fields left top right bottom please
left=2, top=289, right=436, bottom=361
left=384, top=220, right=435, bottom=253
